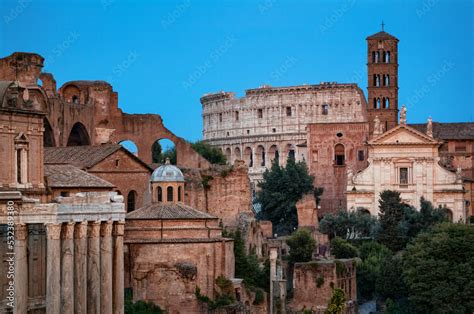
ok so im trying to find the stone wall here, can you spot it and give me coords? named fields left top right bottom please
left=307, top=122, right=369, bottom=216
left=289, top=259, right=357, bottom=313
left=0, top=52, right=210, bottom=169
left=201, top=83, right=368, bottom=183
left=183, top=161, right=253, bottom=228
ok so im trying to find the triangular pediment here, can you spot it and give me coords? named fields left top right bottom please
left=369, top=124, right=439, bottom=145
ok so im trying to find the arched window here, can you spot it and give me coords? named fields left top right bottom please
left=72, top=95, right=79, bottom=104
left=373, top=98, right=377, bottom=109
left=377, top=98, right=381, bottom=109
left=244, top=147, right=253, bottom=167
left=375, top=51, right=380, bottom=63
left=372, top=51, right=376, bottom=63
left=382, top=97, right=386, bottom=109
left=127, top=190, right=137, bottom=212
left=385, top=74, right=390, bottom=86
left=335, top=144, right=345, bottom=166
left=167, top=186, right=173, bottom=202
left=385, top=98, right=390, bottom=108
left=178, top=186, right=182, bottom=202
left=385, top=51, right=391, bottom=63
left=373, top=74, right=377, bottom=87
left=157, top=186, right=162, bottom=202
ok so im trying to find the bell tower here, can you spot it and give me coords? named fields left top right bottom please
left=367, top=24, right=399, bottom=134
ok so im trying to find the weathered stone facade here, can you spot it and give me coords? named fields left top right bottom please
left=201, top=84, right=368, bottom=184
left=347, top=118, right=466, bottom=221
left=288, top=259, right=357, bottom=313
left=0, top=52, right=210, bottom=169
left=306, top=122, right=369, bottom=216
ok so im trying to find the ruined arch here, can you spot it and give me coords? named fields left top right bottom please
left=256, top=145, right=265, bottom=167
left=119, top=140, right=138, bottom=155
left=67, top=122, right=91, bottom=146
left=234, top=147, right=241, bottom=163
left=43, top=118, right=56, bottom=147
left=268, top=145, right=279, bottom=165
left=62, top=84, right=81, bottom=103
left=244, top=147, right=253, bottom=167
left=152, top=138, right=176, bottom=164
left=225, top=147, right=232, bottom=163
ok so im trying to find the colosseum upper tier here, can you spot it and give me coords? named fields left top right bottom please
left=201, top=82, right=368, bottom=184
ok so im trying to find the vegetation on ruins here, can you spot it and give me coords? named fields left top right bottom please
left=191, top=140, right=227, bottom=165
left=326, top=288, right=346, bottom=314
left=286, top=228, right=316, bottom=264
left=125, top=292, right=164, bottom=314
left=256, top=158, right=314, bottom=235
left=403, top=224, right=474, bottom=313
left=317, top=191, right=459, bottom=310
left=319, top=209, right=379, bottom=240
left=330, top=237, right=359, bottom=259
left=223, top=228, right=269, bottom=295
left=152, top=141, right=177, bottom=164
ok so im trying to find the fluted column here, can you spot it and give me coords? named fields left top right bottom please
left=46, top=223, right=62, bottom=314
left=87, top=221, right=101, bottom=314
left=100, top=221, right=113, bottom=314
left=14, top=223, right=28, bottom=314
left=74, top=221, right=88, bottom=314
left=113, top=221, right=125, bottom=314
left=61, top=222, right=75, bottom=312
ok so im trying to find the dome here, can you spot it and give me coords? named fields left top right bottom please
left=151, top=158, right=184, bottom=182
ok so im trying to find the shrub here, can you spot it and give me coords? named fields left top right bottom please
left=286, top=228, right=316, bottom=264
left=330, top=237, right=358, bottom=259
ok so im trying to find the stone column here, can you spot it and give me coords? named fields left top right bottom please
left=100, top=221, right=113, bottom=314
left=61, top=222, right=75, bottom=313
left=14, top=223, right=28, bottom=314
left=46, top=223, right=62, bottom=314
left=74, top=221, right=88, bottom=314
left=112, top=221, right=125, bottom=314
left=269, top=247, right=278, bottom=314
left=87, top=221, right=101, bottom=314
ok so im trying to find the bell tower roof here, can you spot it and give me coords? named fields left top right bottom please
left=366, top=31, right=399, bottom=41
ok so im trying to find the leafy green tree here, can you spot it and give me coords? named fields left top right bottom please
left=286, top=228, right=316, bottom=264
left=319, top=209, right=379, bottom=240
left=152, top=142, right=177, bottom=164
left=327, top=288, right=346, bottom=314
left=356, top=241, right=391, bottom=301
left=375, top=253, right=407, bottom=301
left=191, top=141, right=227, bottom=165
left=257, top=158, right=314, bottom=235
left=403, top=223, right=474, bottom=313
left=330, top=237, right=358, bottom=259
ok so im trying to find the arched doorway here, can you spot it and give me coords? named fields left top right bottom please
left=256, top=145, right=265, bottom=167
left=244, top=147, right=253, bottom=167
left=234, top=147, right=241, bottom=163
left=43, top=118, right=56, bottom=147
left=67, top=122, right=91, bottom=146
left=152, top=138, right=176, bottom=164
left=225, top=148, right=232, bottom=163
left=335, top=144, right=345, bottom=166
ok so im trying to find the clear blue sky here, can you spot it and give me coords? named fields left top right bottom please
left=1, top=0, right=472, bottom=141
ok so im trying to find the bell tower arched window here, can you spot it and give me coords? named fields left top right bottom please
left=178, top=186, right=182, bottom=202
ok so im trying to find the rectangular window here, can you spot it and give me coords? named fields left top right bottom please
left=455, top=142, right=466, bottom=152
left=358, top=150, right=365, bottom=161
left=286, top=106, right=292, bottom=117
left=60, top=191, right=70, bottom=197
left=257, top=109, right=263, bottom=118
left=272, top=128, right=276, bottom=133
left=219, top=113, right=222, bottom=122
left=16, top=150, right=22, bottom=184
left=399, top=167, right=408, bottom=185
left=235, top=111, right=239, bottom=121
left=322, top=104, right=329, bottom=115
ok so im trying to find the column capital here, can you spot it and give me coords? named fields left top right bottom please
left=46, top=223, right=62, bottom=240
left=100, top=220, right=113, bottom=237
left=112, top=221, right=125, bottom=237
left=15, top=223, right=28, bottom=240
left=62, top=222, right=75, bottom=240
left=88, top=220, right=101, bottom=238
left=75, top=221, right=88, bottom=239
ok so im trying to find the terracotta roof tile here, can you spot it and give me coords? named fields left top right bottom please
left=126, top=203, right=217, bottom=220
left=44, top=144, right=122, bottom=168
left=45, top=164, right=115, bottom=188
left=409, top=122, right=474, bottom=140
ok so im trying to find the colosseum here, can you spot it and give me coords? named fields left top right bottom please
left=201, top=83, right=368, bottom=185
